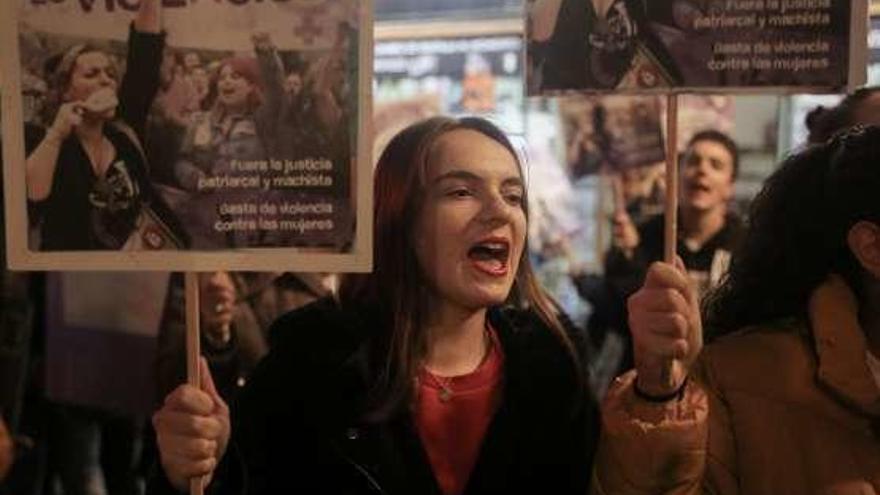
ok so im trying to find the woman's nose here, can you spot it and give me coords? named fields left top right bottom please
left=479, top=192, right=516, bottom=224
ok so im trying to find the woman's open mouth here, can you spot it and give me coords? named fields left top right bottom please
left=467, top=238, right=510, bottom=277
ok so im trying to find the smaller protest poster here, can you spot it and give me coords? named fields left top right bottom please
left=527, top=0, right=868, bottom=94
left=558, top=95, right=666, bottom=180
left=677, top=94, right=734, bottom=149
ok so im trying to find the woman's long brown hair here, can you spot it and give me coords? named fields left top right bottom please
left=339, top=116, right=577, bottom=419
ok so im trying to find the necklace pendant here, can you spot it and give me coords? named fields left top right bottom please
left=438, top=387, right=452, bottom=402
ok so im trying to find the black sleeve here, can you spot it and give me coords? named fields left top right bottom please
left=516, top=307, right=600, bottom=495
left=118, top=24, right=165, bottom=141
left=557, top=317, right=600, bottom=495
left=232, top=331, right=308, bottom=495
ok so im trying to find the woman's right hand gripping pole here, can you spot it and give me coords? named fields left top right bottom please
left=153, top=358, right=230, bottom=492
left=629, top=258, right=703, bottom=398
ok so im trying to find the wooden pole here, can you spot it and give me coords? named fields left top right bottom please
left=660, top=93, right=679, bottom=389
left=184, top=272, right=204, bottom=495
left=664, top=93, right=679, bottom=265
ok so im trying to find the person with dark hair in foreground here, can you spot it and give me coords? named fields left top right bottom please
left=148, top=116, right=599, bottom=495
left=595, top=125, right=880, bottom=494
left=805, top=86, right=880, bottom=145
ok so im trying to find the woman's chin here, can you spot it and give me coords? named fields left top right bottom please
left=85, top=108, right=116, bottom=121
left=456, top=285, right=512, bottom=310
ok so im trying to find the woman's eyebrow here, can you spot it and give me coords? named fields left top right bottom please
left=432, top=170, right=480, bottom=184
left=433, top=170, right=523, bottom=188
left=501, top=177, right=524, bottom=188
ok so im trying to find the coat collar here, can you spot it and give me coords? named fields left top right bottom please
left=809, top=275, right=880, bottom=415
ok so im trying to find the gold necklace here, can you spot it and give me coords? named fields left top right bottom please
left=422, top=326, right=493, bottom=403
left=426, top=372, right=455, bottom=403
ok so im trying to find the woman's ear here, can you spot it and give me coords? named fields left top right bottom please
left=847, top=221, right=880, bottom=277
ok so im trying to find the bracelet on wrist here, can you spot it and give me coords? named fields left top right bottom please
left=633, top=376, right=689, bottom=403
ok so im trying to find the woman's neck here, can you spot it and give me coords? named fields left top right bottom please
left=423, top=303, right=489, bottom=377
left=75, top=119, right=104, bottom=143
left=681, top=205, right=727, bottom=251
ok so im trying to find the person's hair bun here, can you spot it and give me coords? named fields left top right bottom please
left=805, top=105, right=828, bottom=134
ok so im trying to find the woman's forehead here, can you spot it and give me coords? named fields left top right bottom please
left=426, top=129, right=520, bottom=181
left=75, top=51, right=111, bottom=68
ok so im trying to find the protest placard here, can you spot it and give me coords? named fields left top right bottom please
left=1, top=0, right=373, bottom=271
left=527, top=0, right=868, bottom=94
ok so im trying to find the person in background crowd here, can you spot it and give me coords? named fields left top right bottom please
left=171, top=33, right=290, bottom=249
left=594, top=122, right=880, bottom=494
left=148, top=116, right=599, bottom=495
left=806, top=86, right=880, bottom=145
left=585, top=129, right=744, bottom=384
left=155, top=271, right=335, bottom=404
left=606, top=129, right=743, bottom=299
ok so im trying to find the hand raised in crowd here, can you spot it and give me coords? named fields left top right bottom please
left=153, top=359, right=230, bottom=492
left=251, top=31, right=274, bottom=52
left=199, top=271, right=236, bottom=347
left=627, top=259, right=703, bottom=397
left=46, top=101, right=85, bottom=143
left=0, top=416, right=12, bottom=482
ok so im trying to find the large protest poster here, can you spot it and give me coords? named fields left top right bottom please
left=374, top=32, right=525, bottom=135
left=527, top=0, right=868, bottom=94
left=1, top=0, right=373, bottom=272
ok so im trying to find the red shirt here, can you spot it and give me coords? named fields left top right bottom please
left=414, top=327, right=505, bottom=495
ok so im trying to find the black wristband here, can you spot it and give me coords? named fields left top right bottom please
left=633, top=376, right=688, bottom=403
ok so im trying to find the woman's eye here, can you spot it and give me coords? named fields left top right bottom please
left=447, top=188, right=472, bottom=198
left=505, top=193, right=524, bottom=205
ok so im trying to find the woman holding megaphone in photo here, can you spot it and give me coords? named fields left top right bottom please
left=25, top=0, right=186, bottom=251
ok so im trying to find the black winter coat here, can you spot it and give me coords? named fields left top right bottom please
left=149, top=297, right=599, bottom=495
